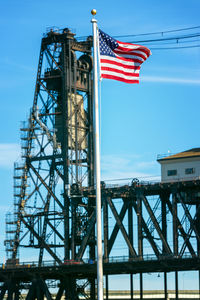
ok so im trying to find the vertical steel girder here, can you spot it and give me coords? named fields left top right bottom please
left=164, top=272, right=167, bottom=300
left=161, top=193, right=168, bottom=254
left=175, top=271, right=178, bottom=300
left=103, top=196, right=109, bottom=260
left=137, top=192, right=143, bottom=258
left=61, top=40, right=70, bottom=261
left=128, top=199, right=133, bottom=258
left=0, top=280, right=20, bottom=300
left=172, top=192, right=178, bottom=256
left=165, top=195, right=196, bottom=256
left=0, top=283, right=7, bottom=300
left=105, top=275, right=109, bottom=300
left=26, top=278, right=52, bottom=300
left=55, top=284, right=65, bottom=300
left=130, top=273, right=133, bottom=300
left=140, top=273, right=143, bottom=300
left=197, top=204, right=200, bottom=256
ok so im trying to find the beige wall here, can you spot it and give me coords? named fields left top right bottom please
left=159, top=157, right=200, bottom=182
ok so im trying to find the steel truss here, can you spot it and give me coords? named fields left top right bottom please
left=2, top=27, right=200, bottom=299
left=2, top=180, right=200, bottom=298
left=100, top=180, right=200, bottom=260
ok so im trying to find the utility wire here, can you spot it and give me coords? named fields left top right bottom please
left=146, top=38, right=200, bottom=46
left=77, top=25, right=200, bottom=40
left=76, top=26, right=200, bottom=51
left=113, top=25, right=200, bottom=38
left=151, top=44, right=200, bottom=50
left=127, top=33, right=200, bottom=44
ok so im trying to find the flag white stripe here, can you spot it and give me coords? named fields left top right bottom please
left=100, top=55, right=141, bottom=67
left=116, top=48, right=148, bottom=59
left=101, top=70, right=139, bottom=80
left=115, top=52, right=145, bottom=62
left=117, top=41, right=151, bottom=54
left=101, top=62, right=140, bottom=74
left=117, top=42, right=143, bottom=50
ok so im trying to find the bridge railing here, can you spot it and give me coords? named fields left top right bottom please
left=0, top=252, right=196, bottom=269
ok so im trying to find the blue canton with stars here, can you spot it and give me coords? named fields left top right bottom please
left=99, top=29, right=119, bottom=57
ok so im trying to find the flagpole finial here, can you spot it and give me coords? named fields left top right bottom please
left=91, top=9, right=97, bottom=16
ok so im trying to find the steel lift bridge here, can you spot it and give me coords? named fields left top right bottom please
left=1, top=28, right=200, bottom=299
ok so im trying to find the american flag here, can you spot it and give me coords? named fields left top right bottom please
left=98, top=29, right=151, bottom=84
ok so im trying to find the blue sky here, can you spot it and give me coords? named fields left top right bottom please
left=0, top=0, right=200, bottom=289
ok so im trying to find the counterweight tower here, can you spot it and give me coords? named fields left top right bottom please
left=5, top=28, right=95, bottom=266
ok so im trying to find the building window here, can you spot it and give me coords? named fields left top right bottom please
left=167, top=169, right=177, bottom=176
left=185, top=168, right=195, bottom=175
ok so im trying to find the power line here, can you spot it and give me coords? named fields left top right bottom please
left=146, top=38, right=200, bottom=47
left=113, top=25, right=200, bottom=38
left=77, top=25, right=200, bottom=40
left=76, top=26, right=200, bottom=51
left=151, top=44, right=200, bottom=50
left=126, top=33, right=200, bottom=44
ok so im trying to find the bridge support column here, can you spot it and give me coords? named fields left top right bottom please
left=26, top=278, right=52, bottom=300
left=0, top=280, right=20, bottom=300
left=89, top=277, right=96, bottom=300
left=164, top=272, right=167, bottom=300
left=140, top=273, right=143, bottom=300
left=175, top=271, right=178, bottom=300
left=130, top=274, right=133, bottom=300
left=199, top=270, right=200, bottom=299
left=105, top=275, right=109, bottom=300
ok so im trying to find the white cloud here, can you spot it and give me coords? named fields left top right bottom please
left=141, top=75, right=200, bottom=85
left=136, top=161, right=156, bottom=169
left=0, top=143, right=21, bottom=168
left=101, top=154, right=160, bottom=184
left=0, top=57, right=35, bottom=72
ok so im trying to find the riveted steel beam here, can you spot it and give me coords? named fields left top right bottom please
left=107, top=197, right=137, bottom=257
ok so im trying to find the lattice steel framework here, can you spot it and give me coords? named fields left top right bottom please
left=2, top=180, right=200, bottom=299
left=5, top=28, right=96, bottom=268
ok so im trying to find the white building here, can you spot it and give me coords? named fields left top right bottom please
left=157, top=148, right=200, bottom=182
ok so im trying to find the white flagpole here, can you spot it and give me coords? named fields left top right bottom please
left=91, top=9, right=104, bottom=300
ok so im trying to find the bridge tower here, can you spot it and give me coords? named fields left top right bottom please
left=5, top=28, right=96, bottom=297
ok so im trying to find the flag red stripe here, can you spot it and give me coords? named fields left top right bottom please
left=114, top=56, right=144, bottom=64
left=114, top=49, right=147, bottom=60
left=117, top=40, right=152, bottom=56
left=113, top=49, right=146, bottom=62
left=117, top=46, right=151, bottom=58
left=101, top=66, right=139, bottom=77
left=100, top=59, right=141, bottom=70
left=101, top=74, right=139, bottom=84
